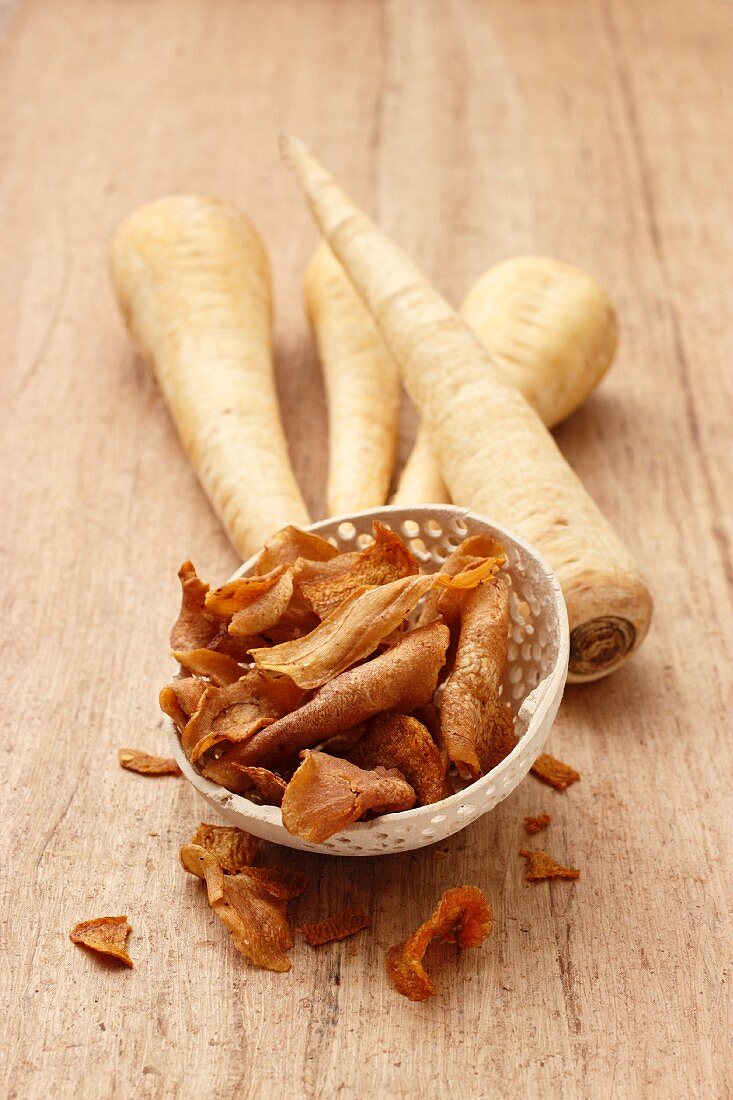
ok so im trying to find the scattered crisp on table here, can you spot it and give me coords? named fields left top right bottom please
left=70, top=916, right=133, bottom=967
left=523, top=813, right=551, bottom=834
left=297, top=907, right=371, bottom=946
left=520, top=849, right=580, bottom=882
left=530, top=753, right=580, bottom=791
left=118, top=748, right=182, bottom=776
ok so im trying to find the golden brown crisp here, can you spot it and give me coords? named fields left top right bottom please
left=170, top=561, right=221, bottom=650
left=70, top=916, right=133, bottom=967
left=255, top=525, right=338, bottom=574
left=229, top=765, right=287, bottom=805
left=295, top=521, right=418, bottom=618
left=440, top=574, right=515, bottom=779
left=297, top=907, right=371, bottom=946
left=386, top=886, right=493, bottom=1000
left=530, top=753, right=581, bottom=790
left=180, top=842, right=307, bottom=972
left=171, top=647, right=243, bottom=686
left=205, top=565, right=295, bottom=639
left=523, top=814, right=551, bottom=835
left=347, top=713, right=446, bottom=805
left=419, top=535, right=506, bottom=628
left=118, top=748, right=182, bottom=776
left=159, top=678, right=208, bottom=733
left=251, top=560, right=495, bottom=691
left=281, top=751, right=416, bottom=843
left=180, top=671, right=305, bottom=762
left=218, top=621, right=449, bottom=772
left=520, top=848, right=580, bottom=881
left=189, top=822, right=259, bottom=873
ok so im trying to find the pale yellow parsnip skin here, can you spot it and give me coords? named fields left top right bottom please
left=391, top=422, right=450, bottom=506
left=111, top=195, right=310, bottom=560
left=281, top=136, right=652, bottom=681
left=305, top=243, right=399, bottom=515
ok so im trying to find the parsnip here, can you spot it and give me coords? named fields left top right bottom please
left=281, top=136, right=652, bottom=681
left=305, top=242, right=399, bottom=514
left=391, top=422, right=450, bottom=506
left=111, top=195, right=310, bottom=560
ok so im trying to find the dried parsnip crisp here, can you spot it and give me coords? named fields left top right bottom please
left=70, top=916, right=133, bottom=967
left=520, top=849, right=579, bottom=881
left=386, top=887, right=493, bottom=1000
left=530, top=753, right=580, bottom=791
left=118, top=748, right=182, bottom=776
left=297, top=907, right=371, bottom=946
left=347, top=713, right=446, bottom=805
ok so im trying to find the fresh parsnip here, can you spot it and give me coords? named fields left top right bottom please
left=304, top=242, right=399, bottom=514
left=281, top=135, right=652, bottom=681
left=391, top=423, right=450, bottom=506
left=111, top=195, right=310, bottom=559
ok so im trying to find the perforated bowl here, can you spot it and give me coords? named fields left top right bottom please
left=170, top=505, right=569, bottom=856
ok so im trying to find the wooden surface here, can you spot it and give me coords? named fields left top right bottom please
left=2, top=1, right=731, bottom=1097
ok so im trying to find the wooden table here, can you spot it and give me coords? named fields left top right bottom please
left=3, top=1, right=731, bottom=1096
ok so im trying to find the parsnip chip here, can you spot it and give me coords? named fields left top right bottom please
left=520, top=848, right=580, bottom=881
left=70, top=916, right=133, bottom=967
left=524, top=814, right=551, bottom=834
left=159, top=678, right=208, bottom=733
left=530, top=753, right=581, bottom=791
left=118, top=748, right=182, bottom=776
left=297, top=907, right=371, bottom=946
left=190, top=822, right=259, bottom=873
left=251, top=562, right=494, bottom=691
left=229, top=569, right=294, bottom=637
left=296, top=521, right=418, bottom=618
left=170, top=561, right=221, bottom=650
left=281, top=751, right=416, bottom=843
left=419, top=535, right=506, bottom=627
left=256, top=525, right=338, bottom=574
left=386, top=886, right=493, bottom=1001
left=171, top=648, right=243, bottom=686
left=347, top=714, right=446, bottom=805
left=217, top=622, right=449, bottom=771
left=181, top=671, right=306, bottom=761
left=181, top=844, right=307, bottom=971
left=229, top=765, right=287, bottom=805
left=440, top=574, right=515, bottom=780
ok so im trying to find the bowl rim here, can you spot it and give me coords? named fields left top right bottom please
left=168, top=504, right=569, bottom=842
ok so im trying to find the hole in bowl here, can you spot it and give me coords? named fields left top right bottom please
left=402, top=520, right=420, bottom=538
left=426, top=520, right=443, bottom=538
left=337, top=521, right=356, bottom=540
left=431, top=813, right=447, bottom=824
left=357, top=532, right=374, bottom=549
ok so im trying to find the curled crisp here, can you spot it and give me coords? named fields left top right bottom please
left=205, top=565, right=294, bottom=638
left=180, top=842, right=307, bottom=971
left=256, top=525, right=338, bottom=574
left=189, top=822, right=259, bottom=873
left=181, top=671, right=306, bottom=762
left=118, top=748, right=182, bottom=776
left=171, top=648, right=243, bottom=686
left=530, top=753, right=580, bottom=791
left=520, top=849, right=579, bottom=881
left=170, top=561, right=221, bottom=650
left=159, top=678, right=208, bottom=733
left=214, top=622, right=449, bottom=772
left=281, top=751, right=416, bottom=843
left=419, top=535, right=506, bottom=628
left=347, top=713, right=446, bottom=805
left=251, top=559, right=495, bottom=691
left=295, top=521, right=418, bottom=618
left=297, top=907, right=371, bottom=946
left=440, top=574, right=515, bottom=780
left=386, top=886, right=493, bottom=1000
left=70, top=916, right=133, bottom=967
left=228, top=765, right=287, bottom=805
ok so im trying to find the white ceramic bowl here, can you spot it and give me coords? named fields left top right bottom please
left=170, top=504, right=569, bottom=856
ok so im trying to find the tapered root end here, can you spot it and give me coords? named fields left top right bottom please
left=279, top=133, right=308, bottom=170
left=568, top=616, right=637, bottom=680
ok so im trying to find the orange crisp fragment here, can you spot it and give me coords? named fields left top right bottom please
left=251, top=561, right=494, bottom=691
left=297, top=907, right=371, bottom=946
left=347, top=713, right=446, bottom=805
left=520, top=849, right=580, bottom=881
left=205, top=566, right=295, bottom=638
left=440, top=574, right=515, bottom=779
left=170, top=561, right=221, bottom=650
left=223, top=622, right=449, bottom=772
left=419, top=535, right=506, bottom=627
left=180, top=840, right=307, bottom=971
left=523, top=814, right=551, bottom=834
left=530, top=753, right=581, bottom=791
left=70, top=916, right=133, bottom=967
left=296, top=521, right=418, bottom=618
left=386, top=886, right=493, bottom=1001
left=159, top=678, right=208, bottom=733
left=118, top=748, right=181, bottom=776
left=189, top=822, right=259, bottom=873
left=231, top=765, right=287, bottom=806
left=281, top=751, right=416, bottom=844
left=171, top=648, right=243, bottom=686
left=255, top=525, right=338, bottom=574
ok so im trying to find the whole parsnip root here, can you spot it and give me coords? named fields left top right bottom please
left=305, top=243, right=399, bottom=514
left=111, top=195, right=310, bottom=560
left=281, top=136, right=652, bottom=681
left=391, top=422, right=450, bottom=506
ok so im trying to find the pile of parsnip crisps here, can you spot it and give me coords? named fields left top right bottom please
left=161, top=521, right=517, bottom=843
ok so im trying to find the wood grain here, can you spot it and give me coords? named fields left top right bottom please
left=2, top=1, right=731, bottom=1097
